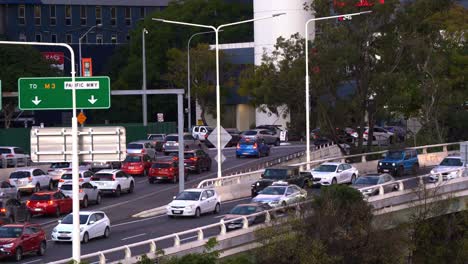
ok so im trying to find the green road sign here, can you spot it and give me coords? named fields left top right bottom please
left=18, top=76, right=110, bottom=110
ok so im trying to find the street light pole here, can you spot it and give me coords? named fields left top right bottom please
left=153, top=13, right=285, bottom=178
left=0, top=40, right=79, bottom=262
left=79, top=24, right=101, bottom=77
left=187, top=31, right=217, bottom=131
left=142, top=28, right=149, bottom=126
left=304, top=11, right=371, bottom=170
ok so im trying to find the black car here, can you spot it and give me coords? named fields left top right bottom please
left=251, top=167, right=312, bottom=197
left=223, top=203, right=271, bottom=230
left=0, top=198, right=30, bottom=225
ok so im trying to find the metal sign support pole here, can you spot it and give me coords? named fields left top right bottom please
left=177, top=94, right=185, bottom=193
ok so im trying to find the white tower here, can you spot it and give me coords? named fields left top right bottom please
left=253, top=0, right=314, bottom=127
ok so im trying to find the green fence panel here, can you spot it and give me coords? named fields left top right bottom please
left=0, top=128, right=31, bottom=154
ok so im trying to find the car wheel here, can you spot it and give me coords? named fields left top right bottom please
left=103, top=226, right=110, bottom=238
left=34, top=184, right=40, bottom=193
left=213, top=203, right=220, bottom=214
left=332, top=178, right=337, bottom=185
left=128, top=182, right=134, bottom=193
left=194, top=207, right=201, bottom=218
left=412, top=164, right=419, bottom=175
left=55, top=207, right=61, bottom=218
left=37, top=241, right=46, bottom=256
left=351, top=174, right=357, bottom=184
left=114, top=186, right=121, bottom=197
left=82, top=196, right=89, bottom=208
left=14, top=247, right=23, bottom=262
left=275, top=139, right=280, bottom=146
left=236, top=155, right=240, bottom=158
left=82, top=232, right=89, bottom=244
left=48, top=181, right=54, bottom=190
left=96, top=193, right=102, bottom=204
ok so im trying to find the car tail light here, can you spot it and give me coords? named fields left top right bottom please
left=48, top=200, right=55, bottom=205
left=91, top=177, right=96, bottom=181
left=141, top=149, right=146, bottom=154
left=236, top=143, right=240, bottom=149
left=6, top=154, right=14, bottom=158
left=59, top=179, right=64, bottom=182
left=205, top=134, right=209, bottom=139
left=112, top=175, right=116, bottom=181
left=0, top=208, right=6, bottom=214
left=79, top=178, right=83, bottom=182
left=253, top=143, right=258, bottom=149
left=48, top=169, right=54, bottom=172
left=26, top=201, right=30, bottom=206
left=79, top=189, right=83, bottom=193
left=190, top=157, right=198, bottom=161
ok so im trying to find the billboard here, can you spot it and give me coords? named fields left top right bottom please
left=41, top=52, right=64, bottom=71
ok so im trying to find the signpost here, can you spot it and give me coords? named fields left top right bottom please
left=0, top=80, right=2, bottom=110
left=461, top=141, right=468, bottom=168
left=207, top=126, right=232, bottom=164
left=18, top=76, right=110, bottom=110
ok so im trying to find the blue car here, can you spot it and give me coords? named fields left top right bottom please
left=236, top=139, right=270, bottom=158
left=377, top=149, right=419, bottom=177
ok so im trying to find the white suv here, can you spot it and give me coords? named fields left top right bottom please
left=192, top=126, right=213, bottom=141
left=48, top=162, right=91, bottom=184
left=0, top=146, right=30, bottom=167
left=9, top=168, right=53, bottom=193
left=90, top=169, right=135, bottom=197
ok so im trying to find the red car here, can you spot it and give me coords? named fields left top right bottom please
left=148, top=159, right=187, bottom=184
left=0, top=223, right=46, bottom=261
left=26, top=191, right=72, bottom=217
left=183, top=150, right=212, bottom=174
left=121, top=154, right=153, bottom=176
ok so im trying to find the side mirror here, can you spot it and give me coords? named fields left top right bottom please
left=261, top=174, right=264, bottom=178
left=337, top=169, right=343, bottom=173
left=201, top=197, right=207, bottom=201
left=173, top=196, right=176, bottom=200
left=88, top=220, right=95, bottom=225
left=58, top=220, right=62, bottom=224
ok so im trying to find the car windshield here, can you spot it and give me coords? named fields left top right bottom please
left=127, top=144, right=143, bottom=149
left=0, top=227, right=23, bottom=238
left=0, top=148, right=12, bottom=154
left=174, top=191, right=201, bottom=201
left=386, top=151, right=403, bottom=160
left=61, top=173, right=77, bottom=180
left=93, top=173, right=114, bottom=180
left=439, top=158, right=463, bottom=167
left=242, top=131, right=257, bottom=136
left=61, top=214, right=89, bottom=225
left=124, top=156, right=142, bottom=162
left=165, top=136, right=178, bottom=141
left=60, top=185, right=73, bottom=191
left=50, top=163, right=70, bottom=168
left=184, top=153, right=195, bottom=159
left=30, top=194, right=51, bottom=201
left=230, top=205, right=257, bottom=215
left=313, top=165, right=337, bottom=172
left=263, top=169, right=288, bottom=180
left=152, top=163, right=171, bottom=168
left=9, top=171, right=30, bottom=179
left=354, top=176, right=379, bottom=185
left=239, top=139, right=256, bottom=145
left=148, top=135, right=164, bottom=140
left=260, top=187, right=286, bottom=195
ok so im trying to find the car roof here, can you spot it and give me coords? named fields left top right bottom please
left=265, top=166, right=296, bottom=170
left=12, top=167, right=40, bottom=172
left=32, top=191, right=56, bottom=195
left=444, top=156, right=461, bottom=159
left=321, top=162, right=341, bottom=166
left=183, top=188, right=213, bottom=192
left=61, top=169, right=91, bottom=174
left=94, top=169, right=120, bottom=174
left=128, top=141, right=145, bottom=145
left=234, top=203, right=265, bottom=207
left=76, top=211, right=105, bottom=215
left=154, top=159, right=174, bottom=164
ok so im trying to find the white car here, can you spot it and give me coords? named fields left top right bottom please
left=90, top=169, right=135, bottom=197
left=8, top=168, right=53, bottom=193
left=192, top=126, right=213, bottom=141
left=166, top=188, right=220, bottom=218
left=352, top=127, right=394, bottom=145
left=310, top=162, right=359, bottom=185
left=59, top=181, right=102, bottom=208
left=57, top=169, right=94, bottom=188
left=48, top=162, right=91, bottom=183
left=0, top=181, right=21, bottom=200
left=51, top=211, right=110, bottom=243
left=251, top=183, right=307, bottom=208
left=127, top=141, right=156, bottom=158
left=429, top=156, right=466, bottom=182
left=0, top=146, right=30, bottom=167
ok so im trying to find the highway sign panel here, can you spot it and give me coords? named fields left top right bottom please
left=18, top=76, right=110, bottom=110
left=207, top=126, right=232, bottom=150
left=214, top=153, right=226, bottom=164
left=30, top=126, right=126, bottom=163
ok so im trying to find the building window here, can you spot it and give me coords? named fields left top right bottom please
left=110, top=7, right=116, bottom=26
left=80, top=6, right=87, bottom=26
left=50, top=5, right=56, bottom=26
left=35, top=33, right=42, bottom=42
left=96, top=6, right=102, bottom=25
left=19, top=33, right=26, bottom=41
left=51, top=34, right=57, bottom=43
left=111, top=35, right=117, bottom=44
left=34, top=5, right=41, bottom=25
left=125, top=7, right=131, bottom=26
left=140, top=7, right=145, bottom=18
left=65, top=5, right=72, bottom=26
left=66, top=34, right=72, bottom=44
left=18, top=5, right=25, bottom=25
left=96, top=34, right=103, bottom=44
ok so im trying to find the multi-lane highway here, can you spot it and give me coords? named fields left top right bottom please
left=7, top=144, right=306, bottom=263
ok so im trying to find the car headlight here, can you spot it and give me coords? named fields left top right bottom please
left=2, top=243, right=14, bottom=248
left=52, top=228, right=57, bottom=233
left=392, top=163, right=396, bottom=166
left=379, top=162, right=382, bottom=166
left=256, top=182, right=260, bottom=186
left=430, top=169, right=435, bottom=174
left=449, top=171, right=458, bottom=176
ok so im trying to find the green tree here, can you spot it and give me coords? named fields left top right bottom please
left=0, top=45, right=59, bottom=128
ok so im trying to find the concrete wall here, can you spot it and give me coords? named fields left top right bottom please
left=236, top=104, right=256, bottom=131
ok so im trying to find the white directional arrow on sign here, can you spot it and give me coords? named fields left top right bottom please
left=32, top=96, right=41, bottom=105
left=88, top=95, right=98, bottom=104
left=213, top=153, right=226, bottom=164
left=207, top=126, right=232, bottom=150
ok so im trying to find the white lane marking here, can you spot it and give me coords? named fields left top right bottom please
left=136, top=179, right=148, bottom=184
left=22, top=260, right=42, bottom=264
left=113, top=214, right=166, bottom=228
left=121, top=233, right=147, bottom=241
left=214, top=214, right=226, bottom=219
left=180, top=235, right=198, bottom=242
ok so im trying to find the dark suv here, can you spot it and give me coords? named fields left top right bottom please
left=251, top=167, right=312, bottom=197
left=377, top=149, right=419, bottom=177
